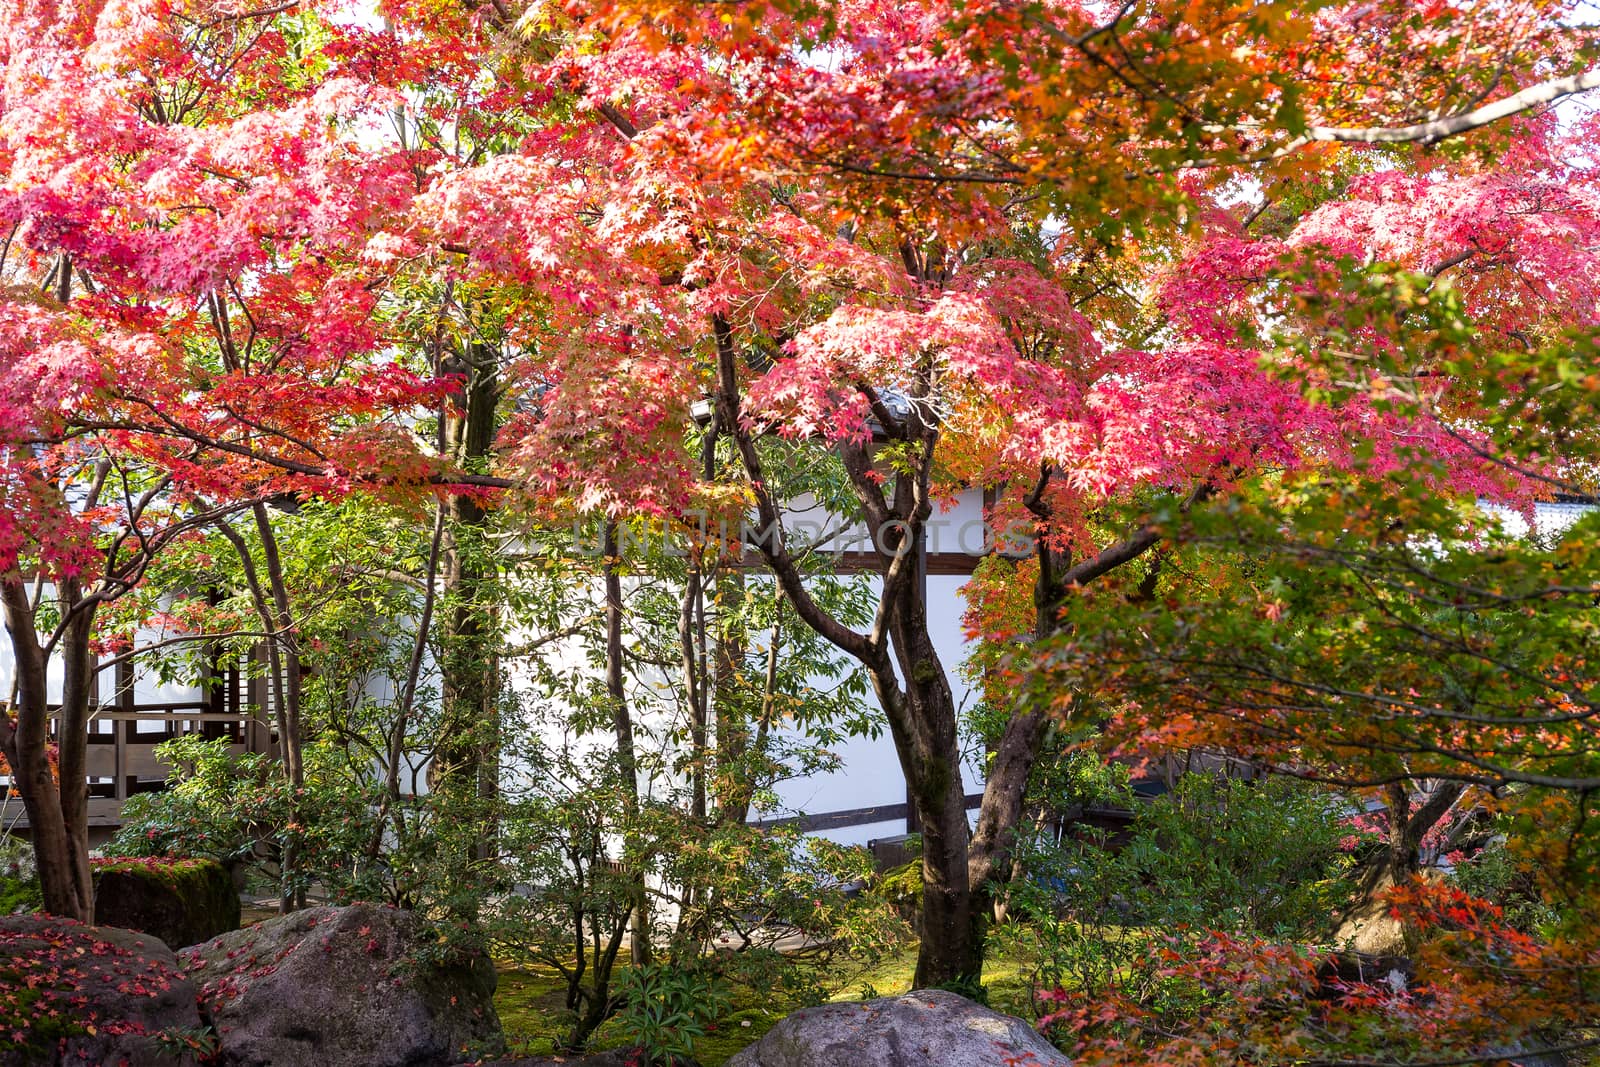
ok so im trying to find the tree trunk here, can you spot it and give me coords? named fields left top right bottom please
left=55, top=577, right=96, bottom=920
left=709, top=579, right=768, bottom=832
left=968, top=472, right=1196, bottom=930
left=251, top=504, right=304, bottom=788
left=967, top=489, right=1070, bottom=921
left=217, top=515, right=306, bottom=911
left=967, top=707, right=1049, bottom=920
left=1334, top=782, right=1468, bottom=954
left=711, top=306, right=992, bottom=987
left=603, top=521, right=651, bottom=966
left=433, top=340, right=500, bottom=848
left=0, top=576, right=92, bottom=920
left=678, top=560, right=707, bottom=823
left=886, top=611, right=984, bottom=988
left=912, top=753, right=983, bottom=988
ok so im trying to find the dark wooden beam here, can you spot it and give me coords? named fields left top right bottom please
left=751, top=791, right=985, bottom=833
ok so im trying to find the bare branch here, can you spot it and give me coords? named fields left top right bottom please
left=1298, top=69, right=1600, bottom=148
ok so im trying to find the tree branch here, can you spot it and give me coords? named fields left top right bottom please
left=1299, top=69, right=1600, bottom=148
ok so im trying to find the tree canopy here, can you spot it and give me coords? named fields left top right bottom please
left=4, top=0, right=1600, bottom=1056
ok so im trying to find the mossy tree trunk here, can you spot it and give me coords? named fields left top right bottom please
left=0, top=575, right=95, bottom=922
left=432, top=340, right=503, bottom=871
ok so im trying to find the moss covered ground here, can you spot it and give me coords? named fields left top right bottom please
left=492, top=943, right=1041, bottom=1066
left=1, top=866, right=1043, bottom=1067
left=0, top=873, right=41, bottom=915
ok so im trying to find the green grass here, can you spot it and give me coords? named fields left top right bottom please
left=492, top=964, right=799, bottom=1065
left=0, top=873, right=41, bottom=915
left=492, top=942, right=1045, bottom=1066
left=833, top=944, right=1039, bottom=1018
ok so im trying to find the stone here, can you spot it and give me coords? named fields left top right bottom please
left=726, top=989, right=1069, bottom=1067
left=1333, top=868, right=1448, bottom=959
left=93, top=856, right=241, bottom=949
left=1483, top=1040, right=1570, bottom=1067
left=1332, top=893, right=1410, bottom=957
left=180, top=903, right=504, bottom=1067
left=0, top=913, right=203, bottom=1067
left=489, top=1052, right=684, bottom=1066
left=1313, top=952, right=1415, bottom=998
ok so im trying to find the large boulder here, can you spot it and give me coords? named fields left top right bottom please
left=1482, top=1040, right=1571, bottom=1067
left=1333, top=868, right=1450, bottom=959
left=93, top=856, right=241, bottom=949
left=491, top=1053, right=681, bottom=1067
left=0, top=913, right=203, bottom=1067
left=1332, top=872, right=1411, bottom=958
left=727, top=989, right=1069, bottom=1067
left=180, top=903, right=504, bottom=1067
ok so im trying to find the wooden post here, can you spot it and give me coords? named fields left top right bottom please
left=248, top=647, right=272, bottom=756
left=200, top=589, right=223, bottom=740
left=115, top=659, right=133, bottom=803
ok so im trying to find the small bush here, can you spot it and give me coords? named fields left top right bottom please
left=1446, top=837, right=1561, bottom=933
left=0, top=837, right=39, bottom=916
left=0, top=874, right=40, bottom=916
left=109, top=735, right=384, bottom=904
left=999, top=773, right=1361, bottom=1007
left=614, top=962, right=730, bottom=1066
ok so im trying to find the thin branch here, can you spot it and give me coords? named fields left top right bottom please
left=93, top=629, right=276, bottom=674
left=1299, top=69, right=1600, bottom=147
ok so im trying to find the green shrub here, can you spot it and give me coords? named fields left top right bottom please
left=477, top=734, right=903, bottom=1054
left=0, top=874, right=40, bottom=916
left=999, top=773, right=1360, bottom=1007
left=614, top=962, right=730, bottom=1066
left=109, top=735, right=383, bottom=904
left=1113, top=773, right=1356, bottom=936
left=0, top=837, right=40, bottom=915
left=1446, top=837, right=1562, bottom=933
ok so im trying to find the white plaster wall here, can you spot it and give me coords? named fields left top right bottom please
left=1, top=487, right=996, bottom=845
left=0, top=587, right=203, bottom=725
left=1480, top=499, right=1593, bottom=541
left=759, top=489, right=991, bottom=842
left=811, top=817, right=910, bottom=850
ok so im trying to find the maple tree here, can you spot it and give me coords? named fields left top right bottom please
left=993, top=94, right=1600, bottom=1060
left=428, top=0, right=1600, bottom=986
left=0, top=0, right=475, bottom=919
left=6, top=0, right=1600, bottom=1014
left=1019, top=106, right=1600, bottom=828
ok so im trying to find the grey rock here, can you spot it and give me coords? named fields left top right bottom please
left=1333, top=869, right=1447, bottom=959
left=487, top=1052, right=670, bottom=1066
left=727, top=989, right=1069, bottom=1067
left=0, top=913, right=202, bottom=1067
left=180, top=903, right=504, bottom=1067
left=1484, top=1040, right=1570, bottom=1067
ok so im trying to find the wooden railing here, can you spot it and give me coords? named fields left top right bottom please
left=2, top=701, right=278, bottom=831
left=1, top=641, right=295, bottom=830
left=82, top=704, right=278, bottom=801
